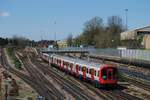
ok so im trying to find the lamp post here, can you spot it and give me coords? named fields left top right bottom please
left=54, top=21, right=56, bottom=42
left=125, top=9, right=128, bottom=31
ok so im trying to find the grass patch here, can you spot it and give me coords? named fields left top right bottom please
left=6, top=47, right=22, bottom=70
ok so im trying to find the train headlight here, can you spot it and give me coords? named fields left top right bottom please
left=102, top=76, right=106, bottom=80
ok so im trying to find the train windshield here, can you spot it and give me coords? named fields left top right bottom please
left=101, top=69, right=107, bottom=80
left=101, top=67, right=117, bottom=80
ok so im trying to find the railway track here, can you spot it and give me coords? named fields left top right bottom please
left=30, top=55, right=100, bottom=100
left=31, top=54, right=142, bottom=100
left=1, top=48, right=146, bottom=100
left=64, top=71, right=142, bottom=100
left=120, top=73, right=150, bottom=92
left=20, top=55, right=65, bottom=100
left=1, top=49, right=65, bottom=100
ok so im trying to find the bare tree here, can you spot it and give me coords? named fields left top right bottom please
left=83, top=16, right=104, bottom=47
left=107, top=16, right=124, bottom=48
left=67, top=34, right=73, bottom=47
left=74, top=16, right=125, bottom=48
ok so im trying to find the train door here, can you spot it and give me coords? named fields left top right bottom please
left=57, top=59, right=59, bottom=66
left=62, top=61, right=64, bottom=70
left=107, top=69, right=113, bottom=80
left=59, top=60, right=61, bottom=69
left=54, top=58, right=56, bottom=64
left=76, top=64, right=79, bottom=76
left=68, top=63, right=71, bottom=73
left=49, top=56, right=52, bottom=63
left=90, top=69, right=94, bottom=81
left=66, top=62, right=68, bottom=73
left=82, top=67, right=86, bottom=80
left=61, top=60, right=63, bottom=69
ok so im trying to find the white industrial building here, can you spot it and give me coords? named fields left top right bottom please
left=120, top=26, right=150, bottom=49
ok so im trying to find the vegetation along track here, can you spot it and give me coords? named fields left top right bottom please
left=1, top=49, right=63, bottom=100
left=31, top=54, right=142, bottom=100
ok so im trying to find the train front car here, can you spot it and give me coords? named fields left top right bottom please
left=99, top=65, right=118, bottom=87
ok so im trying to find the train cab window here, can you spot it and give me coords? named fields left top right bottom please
left=101, top=69, right=107, bottom=80
left=108, top=71, right=111, bottom=80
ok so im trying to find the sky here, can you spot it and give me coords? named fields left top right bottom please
left=0, top=0, right=150, bottom=41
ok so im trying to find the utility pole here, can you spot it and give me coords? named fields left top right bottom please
left=54, top=21, right=56, bottom=42
left=125, top=9, right=128, bottom=31
left=54, top=21, right=58, bottom=50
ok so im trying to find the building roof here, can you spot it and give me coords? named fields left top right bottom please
left=121, top=26, right=150, bottom=40
left=137, top=26, right=150, bottom=32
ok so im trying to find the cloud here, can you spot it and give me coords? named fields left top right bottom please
left=0, top=11, right=10, bottom=17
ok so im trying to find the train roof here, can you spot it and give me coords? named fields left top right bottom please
left=43, top=53, right=49, bottom=56
left=50, top=54, right=103, bottom=69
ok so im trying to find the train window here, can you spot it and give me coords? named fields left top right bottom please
left=108, top=71, right=111, bottom=80
left=66, top=63, right=68, bottom=67
left=79, top=66, right=80, bottom=71
left=82, top=67, right=84, bottom=72
left=95, top=70, right=96, bottom=76
left=82, top=67, right=85, bottom=72
left=97, top=71, right=99, bottom=77
left=70, top=63, right=73, bottom=68
left=89, top=69, right=91, bottom=74
left=90, top=69, right=94, bottom=74
left=101, top=69, right=107, bottom=80
left=86, top=68, right=88, bottom=73
left=64, top=62, right=66, bottom=66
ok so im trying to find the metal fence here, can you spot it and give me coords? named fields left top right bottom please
left=92, top=48, right=150, bottom=61
left=41, top=47, right=92, bottom=52
left=42, top=47, right=150, bottom=61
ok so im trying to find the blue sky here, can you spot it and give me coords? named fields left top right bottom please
left=0, top=0, right=150, bottom=41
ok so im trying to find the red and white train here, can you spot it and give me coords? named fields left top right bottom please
left=41, top=53, right=118, bottom=87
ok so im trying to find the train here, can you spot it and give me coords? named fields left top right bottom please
left=41, top=53, right=118, bottom=87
